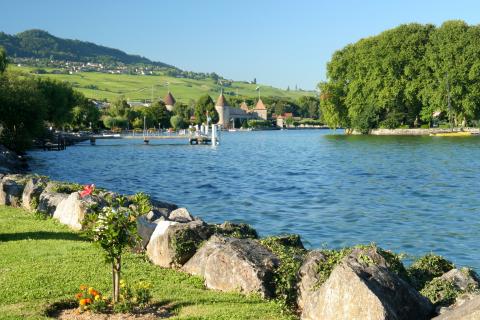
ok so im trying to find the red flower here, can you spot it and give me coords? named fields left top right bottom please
left=80, top=184, right=95, bottom=198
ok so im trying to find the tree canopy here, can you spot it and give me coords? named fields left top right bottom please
left=319, top=20, right=480, bottom=132
left=194, top=94, right=218, bottom=124
left=0, top=46, right=7, bottom=73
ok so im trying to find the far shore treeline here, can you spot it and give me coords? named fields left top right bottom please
left=319, top=20, right=480, bottom=133
left=0, top=47, right=320, bottom=153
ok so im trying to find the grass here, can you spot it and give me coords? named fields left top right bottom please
left=0, top=206, right=295, bottom=320
left=9, top=66, right=311, bottom=103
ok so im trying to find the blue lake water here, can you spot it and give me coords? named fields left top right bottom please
left=29, top=130, right=480, bottom=269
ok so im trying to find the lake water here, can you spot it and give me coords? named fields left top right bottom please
left=29, top=130, right=480, bottom=269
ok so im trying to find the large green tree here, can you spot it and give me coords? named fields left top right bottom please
left=194, top=94, right=218, bottom=124
left=71, top=95, right=101, bottom=130
left=0, top=73, right=47, bottom=152
left=0, top=46, right=7, bottom=73
left=319, top=21, right=480, bottom=132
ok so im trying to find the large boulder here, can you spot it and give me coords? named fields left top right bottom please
left=22, top=176, right=48, bottom=211
left=182, top=236, right=280, bottom=298
left=37, top=191, right=69, bottom=216
left=168, top=207, right=194, bottom=223
left=53, top=192, right=104, bottom=230
left=297, top=250, right=327, bottom=310
left=146, top=220, right=212, bottom=268
left=136, top=215, right=158, bottom=249
left=301, top=247, right=433, bottom=320
left=433, top=295, right=480, bottom=319
left=150, top=198, right=177, bottom=212
left=0, top=174, right=28, bottom=207
left=0, top=145, right=26, bottom=174
left=440, top=268, right=480, bottom=291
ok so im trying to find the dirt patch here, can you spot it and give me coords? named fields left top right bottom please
left=46, top=301, right=170, bottom=319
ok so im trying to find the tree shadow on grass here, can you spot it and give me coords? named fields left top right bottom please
left=0, top=231, right=89, bottom=242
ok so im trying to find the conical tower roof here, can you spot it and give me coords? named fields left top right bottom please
left=216, top=91, right=229, bottom=107
left=255, top=98, right=266, bottom=110
left=240, top=101, right=249, bottom=112
left=164, top=91, right=176, bottom=106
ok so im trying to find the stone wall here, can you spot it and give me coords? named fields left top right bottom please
left=350, top=128, right=480, bottom=136
left=1, top=172, right=478, bottom=320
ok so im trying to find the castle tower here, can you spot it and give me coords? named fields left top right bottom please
left=215, top=90, right=230, bottom=128
left=254, top=98, right=267, bottom=120
left=164, top=91, right=176, bottom=112
left=240, top=101, right=249, bottom=113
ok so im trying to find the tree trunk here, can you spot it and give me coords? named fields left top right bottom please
left=112, top=256, right=121, bottom=303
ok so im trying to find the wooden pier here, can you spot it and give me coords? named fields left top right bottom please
left=87, top=134, right=214, bottom=146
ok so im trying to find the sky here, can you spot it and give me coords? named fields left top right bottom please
left=1, top=0, right=480, bottom=90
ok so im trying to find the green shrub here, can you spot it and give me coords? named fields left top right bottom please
left=420, top=278, right=458, bottom=307
left=408, top=253, right=454, bottom=290
left=315, top=248, right=353, bottom=287
left=420, top=124, right=430, bottom=129
left=51, top=182, right=83, bottom=194
left=260, top=235, right=307, bottom=309
left=30, top=197, right=39, bottom=210
left=213, top=222, right=258, bottom=239
left=131, top=192, right=152, bottom=215
left=171, top=228, right=203, bottom=265
left=376, top=247, right=409, bottom=282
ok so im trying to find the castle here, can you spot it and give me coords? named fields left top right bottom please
left=214, top=91, right=267, bottom=128
left=163, top=91, right=268, bottom=129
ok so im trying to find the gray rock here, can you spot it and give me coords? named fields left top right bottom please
left=136, top=215, right=157, bottom=249
left=145, top=209, right=169, bottom=222
left=0, top=145, right=25, bottom=173
left=22, top=176, right=48, bottom=211
left=53, top=192, right=103, bottom=230
left=182, top=235, right=280, bottom=298
left=0, top=174, right=28, bottom=207
left=150, top=198, right=178, bottom=212
left=168, top=207, right=194, bottom=223
left=38, top=191, right=69, bottom=216
left=301, top=247, right=433, bottom=320
left=146, top=220, right=212, bottom=268
left=440, top=268, right=480, bottom=291
left=297, top=250, right=328, bottom=310
left=433, top=294, right=480, bottom=319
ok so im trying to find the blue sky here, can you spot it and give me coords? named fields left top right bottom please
left=1, top=0, right=480, bottom=90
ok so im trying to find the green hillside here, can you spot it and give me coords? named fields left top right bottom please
left=10, top=65, right=311, bottom=102
left=0, top=29, right=172, bottom=67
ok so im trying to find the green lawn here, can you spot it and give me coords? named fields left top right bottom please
left=10, top=66, right=312, bottom=103
left=0, top=206, right=294, bottom=320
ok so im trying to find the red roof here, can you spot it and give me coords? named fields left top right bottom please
left=164, top=91, right=176, bottom=106
left=255, top=99, right=266, bottom=110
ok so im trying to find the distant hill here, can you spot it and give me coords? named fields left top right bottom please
left=0, top=29, right=174, bottom=68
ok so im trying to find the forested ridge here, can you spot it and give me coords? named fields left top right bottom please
left=319, top=20, right=480, bottom=132
left=0, top=29, right=173, bottom=67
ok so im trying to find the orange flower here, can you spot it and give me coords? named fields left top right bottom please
left=79, top=299, right=87, bottom=306
left=79, top=285, right=87, bottom=291
left=75, top=293, right=83, bottom=299
left=85, top=298, right=92, bottom=304
left=88, top=287, right=94, bottom=295
left=91, top=290, right=99, bottom=297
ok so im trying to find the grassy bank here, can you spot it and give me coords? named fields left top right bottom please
left=10, top=66, right=310, bottom=102
left=0, top=206, right=294, bottom=320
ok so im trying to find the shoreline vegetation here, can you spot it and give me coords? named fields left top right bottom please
left=0, top=170, right=479, bottom=319
left=319, top=20, right=480, bottom=135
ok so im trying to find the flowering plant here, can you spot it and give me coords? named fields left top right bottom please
left=75, top=285, right=107, bottom=313
left=80, top=184, right=95, bottom=198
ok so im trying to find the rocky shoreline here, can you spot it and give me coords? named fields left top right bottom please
left=1, top=172, right=479, bottom=319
